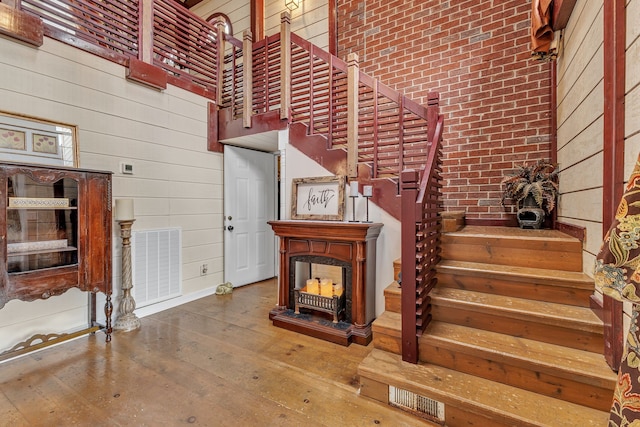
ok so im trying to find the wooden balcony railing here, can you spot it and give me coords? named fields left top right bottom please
left=18, top=0, right=220, bottom=98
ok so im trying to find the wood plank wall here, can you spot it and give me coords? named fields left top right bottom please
left=0, top=36, right=223, bottom=352
left=555, top=0, right=604, bottom=271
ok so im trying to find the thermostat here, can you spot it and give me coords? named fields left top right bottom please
left=121, top=162, right=134, bottom=175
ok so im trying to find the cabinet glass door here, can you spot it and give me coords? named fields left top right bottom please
left=6, top=175, right=78, bottom=273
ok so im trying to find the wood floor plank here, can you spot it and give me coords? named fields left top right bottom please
left=0, top=280, right=429, bottom=426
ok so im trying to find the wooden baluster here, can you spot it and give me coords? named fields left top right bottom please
left=398, top=96, right=405, bottom=175
left=347, top=53, right=359, bottom=178
left=372, top=79, right=379, bottom=178
left=243, top=30, right=253, bottom=128
left=427, top=92, right=440, bottom=143
left=215, top=18, right=226, bottom=108
left=138, top=0, right=153, bottom=64
left=280, top=12, right=292, bottom=121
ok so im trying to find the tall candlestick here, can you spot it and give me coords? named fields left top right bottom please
left=350, top=181, right=359, bottom=196
left=115, top=199, right=134, bottom=221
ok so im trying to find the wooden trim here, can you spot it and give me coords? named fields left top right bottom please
left=0, top=3, right=43, bottom=47
left=126, top=58, right=167, bottom=90
left=218, top=109, right=287, bottom=141
left=166, top=75, right=215, bottom=99
left=590, top=294, right=604, bottom=322
left=328, top=0, right=337, bottom=56
left=251, top=0, right=264, bottom=41
left=602, top=0, right=626, bottom=372
left=554, top=221, right=585, bottom=242
left=207, top=103, right=223, bottom=153
left=465, top=217, right=519, bottom=227
left=552, top=0, right=578, bottom=30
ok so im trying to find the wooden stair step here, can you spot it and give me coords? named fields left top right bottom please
left=371, top=310, right=402, bottom=354
left=437, top=260, right=594, bottom=306
left=358, top=349, right=609, bottom=427
left=441, top=226, right=582, bottom=271
left=383, top=282, right=401, bottom=313
left=431, top=287, right=604, bottom=352
left=421, top=321, right=616, bottom=411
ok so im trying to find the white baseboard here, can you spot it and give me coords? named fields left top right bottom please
left=134, top=286, right=218, bottom=318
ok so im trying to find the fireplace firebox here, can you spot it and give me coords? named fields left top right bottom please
left=268, top=220, right=382, bottom=345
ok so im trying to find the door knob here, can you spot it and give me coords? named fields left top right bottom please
left=227, top=225, right=234, bottom=231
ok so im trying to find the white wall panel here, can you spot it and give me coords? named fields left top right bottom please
left=0, top=36, right=222, bottom=352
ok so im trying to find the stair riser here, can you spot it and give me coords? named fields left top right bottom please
left=371, top=327, right=401, bottom=354
left=437, top=272, right=593, bottom=307
left=384, top=291, right=401, bottom=313
left=441, top=239, right=582, bottom=272
left=419, top=343, right=612, bottom=412
left=431, top=305, right=603, bottom=353
left=358, top=376, right=537, bottom=427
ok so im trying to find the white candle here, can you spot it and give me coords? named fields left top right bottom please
left=363, top=185, right=373, bottom=197
left=350, top=181, right=359, bottom=196
left=115, top=198, right=134, bottom=221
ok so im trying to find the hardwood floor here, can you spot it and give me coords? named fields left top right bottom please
left=0, top=279, right=432, bottom=426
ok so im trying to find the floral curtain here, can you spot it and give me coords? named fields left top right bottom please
left=595, top=154, right=640, bottom=426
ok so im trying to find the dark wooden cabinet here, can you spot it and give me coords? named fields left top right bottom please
left=0, top=162, right=113, bottom=356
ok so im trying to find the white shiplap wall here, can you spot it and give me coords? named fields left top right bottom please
left=627, top=0, right=640, bottom=175
left=555, top=0, right=604, bottom=273
left=0, top=36, right=223, bottom=351
left=191, top=0, right=329, bottom=50
left=191, top=0, right=251, bottom=38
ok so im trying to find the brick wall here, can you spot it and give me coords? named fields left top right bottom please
left=337, top=0, right=553, bottom=221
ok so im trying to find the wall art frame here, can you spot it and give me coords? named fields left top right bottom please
left=291, top=176, right=345, bottom=221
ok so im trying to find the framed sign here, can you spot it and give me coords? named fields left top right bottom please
left=291, top=176, right=345, bottom=221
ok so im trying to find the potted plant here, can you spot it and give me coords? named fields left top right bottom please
left=501, top=159, right=559, bottom=229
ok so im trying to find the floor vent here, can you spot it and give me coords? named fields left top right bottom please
left=132, top=228, right=182, bottom=308
left=389, top=385, right=445, bottom=424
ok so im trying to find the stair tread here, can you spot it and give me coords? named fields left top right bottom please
left=444, top=225, right=579, bottom=243
left=374, top=312, right=614, bottom=387
left=359, top=348, right=609, bottom=426
left=438, top=259, right=594, bottom=288
left=424, top=321, right=616, bottom=388
left=431, top=287, right=602, bottom=332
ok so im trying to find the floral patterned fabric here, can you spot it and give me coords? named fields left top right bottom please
left=595, top=154, right=640, bottom=426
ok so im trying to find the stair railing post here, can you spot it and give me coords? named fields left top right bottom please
left=280, top=12, right=291, bottom=121
left=138, top=0, right=153, bottom=63
left=243, top=29, right=253, bottom=128
left=427, top=92, right=440, bottom=144
left=214, top=17, right=226, bottom=108
left=347, top=52, right=359, bottom=178
left=401, top=169, right=420, bottom=363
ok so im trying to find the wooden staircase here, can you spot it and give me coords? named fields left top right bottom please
left=358, top=225, right=616, bottom=426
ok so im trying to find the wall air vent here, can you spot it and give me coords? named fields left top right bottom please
left=389, top=385, right=445, bottom=425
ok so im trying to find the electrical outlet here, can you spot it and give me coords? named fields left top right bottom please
left=200, top=264, right=208, bottom=276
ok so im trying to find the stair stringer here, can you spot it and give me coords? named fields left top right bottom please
left=289, top=122, right=401, bottom=220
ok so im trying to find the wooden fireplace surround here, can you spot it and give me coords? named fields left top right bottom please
left=268, top=220, right=382, bottom=345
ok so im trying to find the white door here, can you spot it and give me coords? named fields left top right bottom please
left=224, top=145, right=276, bottom=287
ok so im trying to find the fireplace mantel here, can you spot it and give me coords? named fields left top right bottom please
left=268, top=220, right=382, bottom=345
